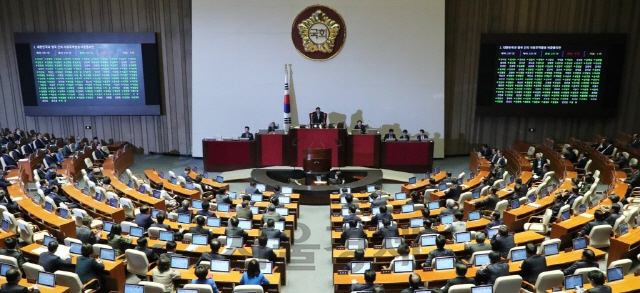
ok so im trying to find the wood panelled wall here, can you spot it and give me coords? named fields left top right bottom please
left=445, top=0, right=640, bottom=155
left=0, top=0, right=191, bottom=154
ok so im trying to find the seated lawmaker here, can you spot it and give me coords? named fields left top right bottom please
left=267, top=122, right=277, bottom=133
left=579, top=210, right=609, bottom=236
left=414, top=219, right=438, bottom=244
left=475, top=251, right=509, bottom=285
left=612, top=152, right=629, bottom=169
left=399, top=130, right=410, bottom=141
left=624, top=164, right=640, bottom=190
left=190, top=216, right=214, bottom=239
left=0, top=150, right=17, bottom=169
left=371, top=205, right=393, bottom=226
left=343, top=249, right=365, bottom=271
left=400, top=273, right=429, bottom=293
left=445, top=181, right=462, bottom=202
left=196, top=201, right=217, bottom=218
left=417, top=129, right=428, bottom=141
left=480, top=144, right=492, bottom=159
left=605, top=203, right=622, bottom=226
left=442, top=264, right=476, bottom=293
left=520, top=243, right=547, bottom=291
left=310, top=107, right=326, bottom=126
left=629, top=133, right=640, bottom=149
left=575, top=152, right=589, bottom=170
left=464, top=232, right=491, bottom=255
left=342, top=205, right=361, bottom=223
left=252, top=234, right=277, bottom=262
left=373, top=218, right=399, bottom=238
left=262, top=219, right=289, bottom=242
left=600, top=140, right=614, bottom=156
left=444, top=212, right=467, bottom=240
left=134, top=205, right=155, bottom=230
left=484, top=212, right=504, bottom=236
left=224, top=217, right=248, bottom=242
left=531, top=153, right=546, bottom=177
left=370, top=192, right=387, bottom=208
left=490, top=226, right=515, bottom=258
left=196, top=239, right=227, bottom=266
left=350, top=270, right=382, bottom=292
left=354, top=120, right=366, bottom=134
left=341, top=219, right=366, bottom=242
left=424, top=235, right=455, bottom=267
left=564, top=248, right=599, bottom=275
left=2, top=268, right=40, bottom=293
left=383, top=129, right=398, bottom=142
left=475, top=187, right=500, bottom=211
left=563, top=147, right=578, bottom=164
left=241, top=126, right=254, bottom=140
left=585, top=270, right=612, bottom=293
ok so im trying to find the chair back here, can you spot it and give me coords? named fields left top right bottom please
left=23, top=263, right=44, bottom=280
left=177, top=176, right=187, bottom=186
left=138, top=281, right=166, bottom=293
left=534, top=270, right=564, bottom=293
left=448, top=284, right=474, bottom=293
left=244, top=258, right=270, bottom=269
left=495, top=200, right=508, bottom=218
left=120, top=221, right=138, bottom=234
left=527, top=146, right=535, bottom=157
left=125, top=249, right=150, bottom=276
left=481, top=186, right=490, bottom=195
left=458, top=192, right=472, bottom=205
left=469, top=251, right=491, bottom=265
left=0, top=255, right=19, bottom=268
left=45, top=196, right=58, bottom=211
left=2, top=211, right=16, bottom=233
left=588, top=225, right=613, bottom=248
left=608, top=259, right=632, bottom=275
left=493, top=275, right=522, bottom=293
left=232, top=285, right=264, bottom=293
left=120, top=198, right=135, bottom=218
left=612, top=215, right=627, bottom=233
left=16, top=219, right=35, bottom=244
left=64, top=237, right=82, bottom=246
left=388, top=255, right=415, bottom=270
left=571, top=196, right=584, bottom=214
left=492, top=179, right=504, bottom=189
left=54, top=271, right=83, bottom=293
left=148, top=227, right=166, bottom=238
left=93, top=244, right=112, bottom=256
left=184, top=284, right=214, bottom=293
left=84, top=158, right=93, bottom=169
left=458, top=172, right=466, bottom=180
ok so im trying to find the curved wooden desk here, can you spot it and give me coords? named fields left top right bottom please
left=105, top=170, right=166, bottom=210
left=61, top=185, right=125, bottom=223
left=145, top=170, right=200, bottom=200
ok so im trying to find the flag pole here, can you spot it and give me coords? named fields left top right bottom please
left=284, top=64, right=291, bottom=134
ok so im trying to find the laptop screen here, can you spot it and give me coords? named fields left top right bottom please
left=259, top=261, right=273, bottom=274
left=109, top=198, right=119, bottom=208
left=434, top=257, right=455, bottom=270
left=402, top=204, right=414, bottom=213
left=238, top=220, right=252, bottom=230
left=177, top=289, right=198, bottom=293
left=228, top=192, right=237, bottom=200
left=44, top=201, right=53, bottom=213
left=420, top=235, right=437, bottom=246
left=565, top=274, right=583, bottom=290
left=384, top=237, right=402, bottom=249
left=274, top=221, right=285, bottom=231
left=395, top=193, right=407, bottom=200
left=251, top=194, right=263, bottom=202
left=578, top=204, right=586, bottom=214
left=217, top=203, right=230, bottom=212
left=37, top=271, right=56, bottom=287
left=0, top=220, right=9, bottom=232
left=347, top=238, right=366, bottom=250
left=410, top=218, right=423, bottom=228
left=103, top=221, right=114, bottom=232
left=276, top=208, right=289, bottom=216
left=210, top=259, right=230, bottom=272
left=256, top=184, right=266, bottom=192
left=469, top=172, right=475, bottom=179
left=371, top=207, right=381, bottom=215
left=185, top=182, right=194, bottom=190
left=100, top=248, right=116, bottom=261
left=226, top=237, right=243, bottom=248
left=366, top=185, right=375, bottom=193
left=440, top=214, right=454, bottom=225
left=408, top=177, right=417, bottom=184
left=487, top=228, right=499, bottom=239
left=455, top=232, right=471, bottom=243
left=216, top=176, right=224, bottom=184
left=152, top=190, right=161, bottom=199
left=177, top=213, right=191, bottom=224
left=573, top=238, right=587, bottom=250
left=94, top=192, right=102, bottom=202
left=159, top=231, right=174, bottom=242
left=561, top=210, right=571, bottom=221
left=170, top=256, right=189, bottom=269
left=69, top=242, right=83, bottom=255
left=620, top=223, right=629, bottom=235
left=341, top=208, right=349, bottom=217
left=129, top=227, right=144, bottom=238
left=528, top=194, right=537, bottom=203
left=151, top=209, right=162, bottom=219
left=472, top=190, right=481, bottom=199
left=474, top=253, right=490, bottom=266
left=192, top=234, right=208, bottom=245
left=59, top=208, right=68, bottom=219
left=206, top=217, right=221, bottom=227
left=435, top=167, right=440, bottom=174
left=281, top=187, right=293, bottom=194
left=0, top=263, right=15, bottom=276
left=393, top=260, right=414, bottom=273
left=415, top=290, right=433, bottom=293
left=350, top=261, right=372, bottom=274
left=457, top=178, right=463, bottom=185
left=43, top=235, right=56, bottom=247
left=511, top=200, right=520, bottom=209
left=280, top=196, right=291, bottom=204
left=543, top=243, right=559, bottom=256
left=192, top=200, right=203, bottom=210
left=468, top=211, right=481, bottom=221
left=439, top=184, right=447, bottom=191
left=511, top=248, right=527, bottom=262
left=471, top=285, right=493, bottom=293
left=424, top=172, right=431, bottom=179
left=124, top=284, right=145, bottom=293
left=267, top=238, right=280, bottom=249
left=138, top=185, right=146, bottom=194
left=607, top=267, right=624, bottom=282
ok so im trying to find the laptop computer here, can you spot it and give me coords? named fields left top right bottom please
left=434, top=257, right=455, bottom=270
left=152, top=190, right=161, bottom=199
left=395, top=193, right=408, bottom=200
left=455, top=232, right=471, bottom=243
left=561, top=210, right=571, bottom=221
left=393, top=259, right=414, bottom=273
left=281, top=187, right=293, bottom=194
left=511, top=200, right=520, bottom=209
left=487, top=228, right=499, bottom=239
left=607, top=267, right=624, bottom=282
left=276, top=207, right=289, bottom=216
left=350, top=261, right=372, bottom=274
left=251, top=194, right=263, bottom=202
left=366, top=185, right=375, bottom=193
left=216, top=176, right=224, bottom=183
left=226, top=237, right=243, bottom=248
left=511, top=248, right=527, bottom=262
left=43, top=235, right=56, bottom=247
left=267, top=238, right=280, bottom=249
left=471, top=285, right=493, bottom=293
left=474, top=253, right=490, bottom=266
left=192, top=200, right=203, bottom=210
left=177, top=213, right=192, bottom=224
left=206, top=217, right=221, bottom=227
left=159, top=231, right=174, bottom=242
left=177, top=289, right=198, bottom=293
left=274, top=221, right=285, bottom=231
left=573, top=237, right=587, bottom=250
left=408, top=177, right=417, bottom=185
left=371, top=207, right=381, bottom=215
left=210, top=259, right=231, bottom=272
left=440, top=214, right=454, bottom=225
left=619, top=223, right=629, bottom=236
left=347, top=238, right=366, bottom=250
left=100, top=248, right=116, bottom=261
left=151, top=209, right=162, bottom=219
left=439, top=183, right=447, bottom=191
left=543, top=243, right=559, bottom=256
left=44, top=201, right=53, bottom=213
left=0, top=263, right=15, bottom=276
left=170, top=256, right=189, bottom=269
left=217, top=203, right=230, bottom=213
left=468, top=211, right=481, bottom=221
left=259, top=261, right=273, bottom=274
left=238, top=220, right=252, bottom=230
left=192, top=234, right=209, bottom=245
left=124, top=284, right=145, bottom=293
left=58, top=208, right=69, bottom=219
left=279, top=196, right=291, bottom=204
left=410, top=218, right=423, bottom=228
left=37, top=271, right=56, bottom=287
left=564, top=274, right=583, bottom=291
left=256, top=184, right=266, bottom=192
left=384, top=237, right=402, bottom=249
left=402, top=204, right=414, bottom=213
left=103, top=221, right=114, bottom=232
left=69, top=242, right=83, bottom=255
left=420, top=234, right=437, bottom=247
left=472, top=190, right=481, bottom=199
left=129, top=226, right=144, bottom=238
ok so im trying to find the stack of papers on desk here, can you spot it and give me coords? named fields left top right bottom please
left=579, top=214, right=594, bottom=219
left=527, top=203, right=541, bottom=208
left=185, top=245, right=198, bottom=251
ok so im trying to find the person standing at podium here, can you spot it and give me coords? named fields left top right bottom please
left=310, top=107, right=326, bottom=126
left=354, top=120, right=366, bottom=134
left=241, top=126, right=254, bottom=140
left=383, top=129, right=398, bottom=142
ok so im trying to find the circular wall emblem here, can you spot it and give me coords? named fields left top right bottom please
left=292, top=5, right=346, bottom=61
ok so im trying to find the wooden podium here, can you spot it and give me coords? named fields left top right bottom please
left=303, top=148, right=331, bottom=174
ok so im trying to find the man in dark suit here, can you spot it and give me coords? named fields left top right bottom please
left=351, top=269, right=383, bottom=292
left=399, top=130, right=410, bottom=141
left=190, top=216, right=214, bottom=239
left=605, top=203, right=622, bottom=226
left=0, top=172, right=12, bottom=192
left=61, top=144, right=73, bottom=158
left=252, top=235, right=277, bottom=262
left=414, top=219, right=438, bottom=244
left=43, top=150, right=59, bottom=169
left=442, top=264, right=476, bottom=293
left=564, top=249, right=599, bottom=275
left=564, top=187, right=581, bottom=207
left=159, top=241, right=183, bottom=259
left=417, top=129, right=428, bottom=141
left=575, top=152, right=589, bottom=170
left=34, top=134, right=46, bottom=149
left=134, top=205, right=155, bottom=230
left=262, top=219, right=289, bottom=242
left=490, top=226, right=515, bottom=258
left=0, top=238, right=26, bottom=268
left=520, top=243, right=547, bottom=290
left=383, top=129, right=398, bottom=142
left=464, top=232, right=492, bottom=255
left=370, top=205, right=393, bottom=227
left=586, top=270, right=612, bottom=293
left=196, top=239, right=227, bottom=265
left=624, top=164, right=640, bottom=190
left=480, top=144, right=492, bottom=159
left=445, top=181, right=463, bottom=202
left=600, top=140, right=614, bottom=156
left=475, top=187, right=500, bottom=211
left=424, top=235, right=456, bottom=267
left=370, top=193, right=387, bottom=208
left=134, top=237, right=158, bottom=263
left=440, top=199, right=457, bottom=215
left=354, top=120, right=366, bottom=134
left=1, top=151, right=17, bottom=169
left=532, top=153, right=546, bottom=177
left=579, top=210, right=609, bottom=236
left=1, top=268, right=40, bottom=293
left=93, top=146, right=108, bottom=161
left=76, top=217, right=97, bottom=244
left=176, top=200, right=191, bottom=214
left=475, top=251, right=509, bottom=285
left=512, top=178, right=528, bottom=199
left=224, top=217, right=247, bottom=241
left=196, top=201, right=217, bottom=218
left=310, top=107, right=326, bottom=125
left=563, top=147, right=578, bottom=164
left=484, top=212, right=504, bottom=236
left=441, top=172, right=455, bottom=184
left=342, top=205, right=361, bottom=224
left=550, top=194, right=565, bottom=219
left=592, top=138, right=606, bottom=151
left=400, top=273, right=430, bottom=293
left=38, top=240, right=71, bottom=273
left=373, top=218, right=399, bottom=239
left=612, top=152, right=629, bottom=169
left=629, top=134, right=640, bottom=149
left=341, top=219, right=366, bottom=242
left=240, top=126, right=254, bottom=140
left=341, top=193, right=359, bottom=210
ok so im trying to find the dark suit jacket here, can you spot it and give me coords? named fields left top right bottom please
left=383, top=133, right=398, bottom=142
left=224, top=226, right=248, bottom=240
left=38, top=251, right=71, bottom=272
left=0, top=249, right=26, bottom=268
left=476, top=194, right=499, bottom=210
left=446, top=185, right=463, bottom=201
left=580, top=220, right=608, bottom=236
left=252, top=246, right=276, bottom=262
left=476, top=262, right=509, bottom=285
left=2, top=154, right=16, bottom=167
left=93, top=149, right=107, bottom=161
left=342, top=213, right=361, bottom=223
left=425, top=248, right=455, bottom=266
left=532, top=158, right=546, bottom=176
left=371, top=198, right=387, bottom=208
left=160, top=252, right=184, bottom=259
left=606, top=213, right=622, bottom=226
left=189, top=226, right=213, bottom=239
left=373, top=226, right=399, bottom=238
left=196, top=210, right=217, bottom=218
left=625, top=171, right=640, bottom=189
left=601, top=145, right=614, bottom=156
left=355, top=125, right=366, bottom=134
left=134, top=213, right=154, bottom=230
left=465, top=243, right=492, bottom=255
left=311, top=111, right=326, bottom=124
left=400, top=134, right=410, bottom=141
left=135, top=246, right=158, bottom=263
left=576, top=157, right=588, bottom=169
left=414, top=228, right=439, bottom=243
left=1, top=283, right=40, bottom=293
left=370, top=212, right=392, bottom=226
left=401, top=287, right=430, bottom=293
left=341, top=227, right=366, bottom=242
left=490, top=234, right=515, bottom=258
left=586, top=285, right=612, bottom=293
left=563, top=260, right=599, bottom=275
left=262, top=227, right=289, bottom=241
left=565, top=152, right=578, bottom=164
left=241, top=133, right=254, bottom=140
left=614, top=156, right=629, bottom=169
left=442, top=276, right=476, bottom=293
left=350, top=283, right=382, bottom=292
left=196, top=252, right=227, bottom=265
left=34, top=139, right=46, bottom=149
left=75, top=255, right=105, bottom=285
left=521, top=254, right=547, bottom=285
left=630, top=140, right=640, bottom=149
left=76, top=226, right=96, bottom=244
